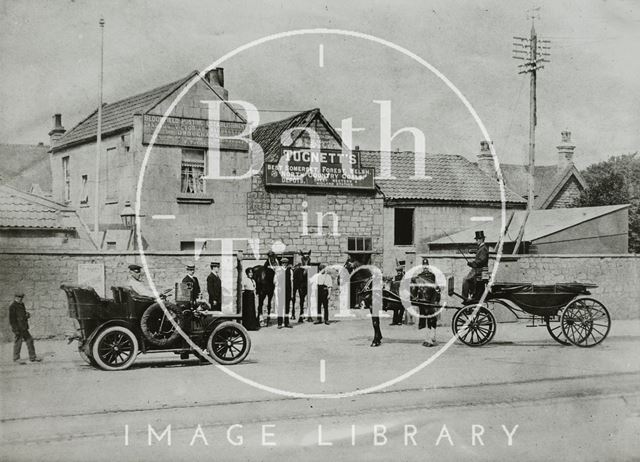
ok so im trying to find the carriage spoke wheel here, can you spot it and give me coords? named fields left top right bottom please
left=207, top=321, right=251, bottom=365
left=545, top=316, right=571, bottom=345
left=452, top=306, right=496, bottom=347
left=561, top=298, right=611, bottom=348
left=91, top=326, right=139, bottom=371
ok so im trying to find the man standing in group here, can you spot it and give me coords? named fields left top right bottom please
left=413, top=257, right=441, bottom=347
left=277, top=257, right=294, bottom=329
left=315, top=263, right=333, bottom=325
left=389, top=262, right=406, bottom=326
left=207, top=262, right=222, bottom=311
left=462, top=230, right=489, bottom=301
left=182, top=264, right=201, bottom=304
left=9, top=291, right=41, bottom=364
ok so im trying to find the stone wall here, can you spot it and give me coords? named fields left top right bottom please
left=0, top=251, right=239, bottom=342
left=247, top=173, right=385, bottom=266
left=424, top=253, right=640, bottom=320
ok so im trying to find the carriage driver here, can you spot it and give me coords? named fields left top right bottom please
left=462, top=230, right=489, bottom=301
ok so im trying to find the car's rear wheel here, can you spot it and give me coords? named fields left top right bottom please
left=91, top=325, right=139, bottom=371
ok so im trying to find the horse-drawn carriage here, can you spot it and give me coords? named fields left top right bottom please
left=361, top=273, right=612, bottom=348
left=62, top=284, right=251, bottom=370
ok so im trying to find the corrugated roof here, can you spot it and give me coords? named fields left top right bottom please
left=0, top=185, right=74, bottom=230
left=430, top=204, right=630, bottom=245
left=51, top=73, right=197, bottom=151
left=360, top=150, right=526, bottom=204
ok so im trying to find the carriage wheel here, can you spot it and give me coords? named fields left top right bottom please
left=140, top=302, right=184, bottom=347
left=452, top=306, right=496, bottom=347
left=207, top=321, right=251, bottom=365
left=545, top=316, right=571, bottom=346
left=91, top=326, right=139, bottom=371
left=561, top=298, right=611, bottom=348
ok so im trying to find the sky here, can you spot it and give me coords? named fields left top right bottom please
left=0, top=0, right=638, bottom=169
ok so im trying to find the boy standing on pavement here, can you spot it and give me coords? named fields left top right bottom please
left=9, top=291, right=41, bottom=364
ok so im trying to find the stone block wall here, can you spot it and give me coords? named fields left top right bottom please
left=425, top=253, right=640, bottom=320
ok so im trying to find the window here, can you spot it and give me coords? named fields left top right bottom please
left=347, top=237, right=372, bottom=252
left=181, top=149, right=206, bottom=194
left=180, top=240, right=207, bottom=253
left=80, top=175, right=89, bottom=204
left=394, top=208, right=414, bottom=245
left=62, top=156, right=70, bottom=202
left=106, top=241, right=116, bottom=250
left=105, top=147, right=117, bottom=202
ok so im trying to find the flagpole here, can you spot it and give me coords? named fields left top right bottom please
left=94, top=17, right=105, bottom=243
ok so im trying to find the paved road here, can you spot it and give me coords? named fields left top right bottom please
left=1, top=318, right=639, bottom=461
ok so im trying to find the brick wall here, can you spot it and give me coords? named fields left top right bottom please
left=548, top=177, right=582, bottom=208
left=424, top=253, right=640, bottom=320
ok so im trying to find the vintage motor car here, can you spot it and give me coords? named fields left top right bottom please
left=62, top=284, right=251, bottom=371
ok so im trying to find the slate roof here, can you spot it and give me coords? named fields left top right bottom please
left=429, top=204, right=630, bottom=245
left=0, top=143, right=52, bottom=193
left=252, top=108, right=322, bottom=162
left=0, top=185, right=77, bottom=230
left=51, top=72, right=198, bottom=151
left=360, top=150, right=526, bottom=204
left=499, top=163, right=586, bottom=209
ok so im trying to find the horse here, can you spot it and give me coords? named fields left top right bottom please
left=292, top=250, right=312, bottom=321
left=252, top=264, right=276, bottom=325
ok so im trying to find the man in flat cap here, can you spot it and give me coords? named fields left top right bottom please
left=462, top=230, right=489, bottom=301
left=9, top=291, right=40, bottom=363
left=127, top=264, right=154, bottom=298
left=207, top=262, right=222, bottom=311
left=182, top=264, right=201, bottom=304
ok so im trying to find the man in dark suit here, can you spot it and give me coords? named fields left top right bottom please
left=207, top=262, right=222, bottom=311
left=182, top=264, right=201, bottom=304
left=389, top=263, right=406, bottom=325
left=462, top=230, right=489, bottom=300
left=9, top=291, right=41, bottom=363
left=277, top=257, right=294, bottom=328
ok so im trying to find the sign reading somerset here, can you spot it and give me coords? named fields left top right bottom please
left=264, top=147, right=375, bottom=190
left=142, top=114, right=247, bottom=150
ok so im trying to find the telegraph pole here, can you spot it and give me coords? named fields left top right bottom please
left=94, top=17, right=105, bottom=242
left=511, top=9, right=550, bottom=253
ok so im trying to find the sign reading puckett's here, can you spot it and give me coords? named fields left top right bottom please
left=265, top=147, right=376, bottom=190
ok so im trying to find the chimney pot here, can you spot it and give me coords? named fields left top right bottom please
left=48, top=113, right=66, bottom=144
left=556, top=130, right=576, bottom=173
left=477, top=140, right=494, bottom=177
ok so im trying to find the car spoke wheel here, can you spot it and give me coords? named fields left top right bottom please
left=452, top=305, right=496, bottom=347
left=207, top=321, right=251, bottom=365
left=561, top=298, right=611, bottom=348
left=545, top=315, right=571, bottom=345
left=91, top=326, right=139, bottom=371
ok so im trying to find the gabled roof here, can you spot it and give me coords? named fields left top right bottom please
left=51, top=70, right=245, bottom=152
left=360, top=151, right=526, bottom=204
left=429, top=204, right=630, bottom=245
left=52, top=74, right=195, bottom=151
left=500, top=163, right=586, bottom=209
left=252, top=108, right=329, bottom=162
left=0, top=184, right=78, bottom=230
left=0, top=143, right=51, bottom=192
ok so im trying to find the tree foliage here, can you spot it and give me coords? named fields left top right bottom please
left=576, top=152, right=640, bottom=253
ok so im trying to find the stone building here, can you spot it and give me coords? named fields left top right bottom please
left=477, top=131, right=587, bottom=209
left=48, top=68, right=530, bottom=272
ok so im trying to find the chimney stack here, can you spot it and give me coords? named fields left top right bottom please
left=477, top=140, right=494, bottom=177
left=204, top=67, right=228, bottom=99
left=48, top=113, right=66, bottom=145
left=556, top=130, right=575, bottom=173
